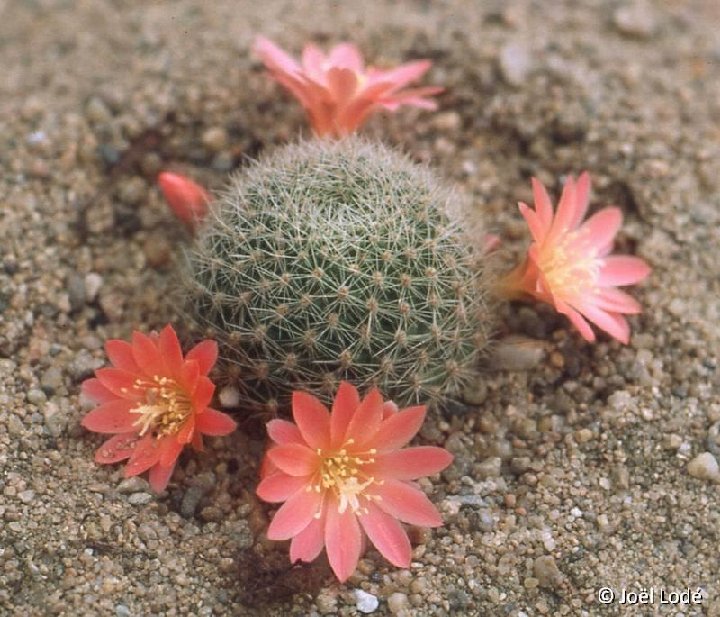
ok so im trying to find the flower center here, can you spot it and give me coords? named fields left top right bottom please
left=313, top=439, right=379, bottom=514
left=129, top=376, right=192, bottom=437
left=539, top=232, right=600, bottom=298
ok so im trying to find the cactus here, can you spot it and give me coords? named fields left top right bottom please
left=180, top=137, right=493, bottom=412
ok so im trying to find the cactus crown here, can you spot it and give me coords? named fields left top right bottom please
left=182, top=137, right=492, bottom=412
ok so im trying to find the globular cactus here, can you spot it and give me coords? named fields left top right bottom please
left=181, top=137, right=493, bottom=412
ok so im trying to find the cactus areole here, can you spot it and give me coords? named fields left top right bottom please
left=182, top=138, right=491, bottom=412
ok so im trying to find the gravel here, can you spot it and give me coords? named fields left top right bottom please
left=2, top=0, right=719, bottom=616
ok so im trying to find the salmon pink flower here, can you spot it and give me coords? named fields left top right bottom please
left=157, top=171, right=211, bottom=232
left=253, top=36, right=443, bottom=137
left=81, top=325, right=236, bottom=492
left=257, top=382, right=452, bottom=582
left=498, top=172, right=651, bottom=344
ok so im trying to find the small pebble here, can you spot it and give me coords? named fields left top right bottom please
left=40, top=367, right=64, bottom=394
left=114, top=604, right=131, bottom=617
left=117, top=477, right=150, bottom=494
left=18, top=490, right=35, bottom=504
left=498, top=42, right=531, bottom=86
left=315, top=591, right=337, bottom=613
left=492, top=336, right=546, bottom=371
left=85, top=96, right=112, bottom=123
left=202, top=127, right=228, bottom=152
left=84, top=273, right=104, bottom=302
left=128, top=492, right=153, bottom=505
left=66, top=274, right=87, bottom=312
left=355, top=589, right=379, bottom=613
left=534, top=556, right=564, bottom=589
left=27, top=389, right=47, bottom=405
left=387, top=592, right=409, bottom=614
left=118, top=177, right=147, bottom=206
left=218, top=385, right=240, bottom=408
left=613, top=3, right=656, bottom=39
left=687, top=452, right=720, bottom=482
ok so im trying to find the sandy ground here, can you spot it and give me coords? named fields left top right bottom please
left=1, top=0, right=720, bottom=615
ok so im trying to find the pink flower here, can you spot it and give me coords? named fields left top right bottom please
left=157, top=172, right=211, bottom=232
left=81, top=325, right=237, bottom=492
left=498, top=172, right=651, bottom=344
left=257, top=382, right=452, bottom=582
left=253, top=36, right=443, bottom=137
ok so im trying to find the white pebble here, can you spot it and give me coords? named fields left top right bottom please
left=687, top=452, right=720, bottom=482
left=498, top=43, right=531, bottom=86
left=84, top=273, right=104, bottom=302
left=218, top=385, right=240, bottom=408
left=355, top=589, right=379, bottom=613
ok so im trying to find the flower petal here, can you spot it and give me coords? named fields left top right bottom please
left=130, top=331, right=167, bottom=378
left=328, top=42, right=364, bottom=72
left=267, top=419, right=304, bottom=445
left=105, top=339, right=140, bottom=373
left=568, top=171, right=591, bottom=229
left=192, top=376, right=215, bottom=411
left=81, top=378, right=117, bottom=404
left=95, top=368, right=141, bottom=400
left=358, top=502, right=411, bottom=568
left=366, top=446, right=453, bottom=481
left=257, top=472, right=308, bottom=503
left=371, top=60, right=431, bottom=90
left=267, top=488, right=323, bottom=541
left=325, top=500, right=363, bottom=582
left=372, top=405, right=426, bottom=452
left=94, top=432, right=139, bottom=464
left=148, top=462, right=176, bottom=493
left=157, top=172, right=210, bottom=231
left=157, top=434, right=185, bottom=468
left=374, top=479, right=442, bottom=526
left=82, top=400, right=137, bottom=434
left=531, top=177, right=554, bottom=235
left=592, top=287, right=642, bottom=314
left=345, top=388, right=383, bottom=446
left=378, top=85, right=444, bottom=108
left=123, top=434, right=161, bottom=477
left=556, top=301, right=596, bottom=342
left=196, top=408, right=236, bottom=436
left=327, top=67, right=358, bottom=106
left=176, top=417, right=195, bottom=444
left=290, top=509, right=326, bottom=563
left=179, top=360, right=200, bottom=396
left=301, top=43, right=327, bottom=82
left=575, top=302, right=631, bottom=344
left=254, top=36, right=303, bottom=76
left=267, top=443, right=319, bottom=477
left=158, top=325, right=184, bottom=378
left=547, top=176, right=579, bottom=242
left=519, top=202, right=546, bottom=244
left=185, top=340, right=218, bottom=376
left=598, top=256, right=651, bottom=287
left=577, top=207, right=622, bottom=254
left=330, top=381, right=360, bottom=448
left=292, top=391, right=331, bottom=450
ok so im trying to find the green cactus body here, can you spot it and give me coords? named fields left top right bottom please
left=182, top=138, right=491, bottom=412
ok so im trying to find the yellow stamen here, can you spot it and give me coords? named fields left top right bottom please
left=312, top=439, right=378, bottom=514
left=539, top=230, right=600, bottom=298
left=129, top=376, right=192, bottom=437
